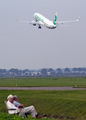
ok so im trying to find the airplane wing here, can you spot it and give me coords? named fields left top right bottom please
left=17, top=19, right=42, bottom=25
left=56, top=16, right=80, bottom=24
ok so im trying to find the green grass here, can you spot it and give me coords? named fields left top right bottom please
left=0, top=113, right=67, bottom=120
left=1, top=90, right=86, bottom=119
left=0, top=77, right=86, bottom=87
left=1, top=77, right=86, bottom=119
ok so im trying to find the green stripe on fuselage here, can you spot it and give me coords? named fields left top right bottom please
left=35, top=14, right=44, bottom=23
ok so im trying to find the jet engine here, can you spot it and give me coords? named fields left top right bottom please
left=32, top=21, right=36, bottom=26
left=33, top=24, right=36, bottom=26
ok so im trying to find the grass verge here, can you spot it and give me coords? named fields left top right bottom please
left=0, top=77, right=86, bottom=87
left=1, top=90, right=86, bottom=119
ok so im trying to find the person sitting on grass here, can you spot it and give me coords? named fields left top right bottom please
left=13, top=95, right=42, bottom=118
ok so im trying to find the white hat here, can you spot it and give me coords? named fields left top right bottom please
left=7, top=94, right=13, bottom=100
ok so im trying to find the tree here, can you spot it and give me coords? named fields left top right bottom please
left=48, top=68, right=53, bottom=72
left=82, top=68, right=86, bottom=72
left=41, top=68, right=47, bottom=76
left=57, top=68, right=62, bottom=73
left=72, top=68, right=78, bottom=72
left=0, top=69, right=3, bottom=73
left=77, top=68, right=82, bottom=72
left=9, top=68, right=18, bottom=75
left=22, top=69, right=29, bottom=74
left=64, top=68, right=70, bottom=73
left=18, top=70, right=22, bottom=76
left=2, top=69, right=7, bottom=73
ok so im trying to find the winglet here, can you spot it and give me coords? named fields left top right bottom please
left=77, top=16, right=80, bottom=21
left=16, top=18, right=18, bottom=22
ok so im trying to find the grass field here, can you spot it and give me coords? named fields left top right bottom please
left=0, top=77, right=86, bottom=87
left=0, top=113, right=62, bottom=120
left=1, top=77, right=86, bottom=120
left=1, top=90, right=86, bottom=120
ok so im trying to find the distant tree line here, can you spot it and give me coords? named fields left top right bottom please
left=0, top=67, right=86, bottom=77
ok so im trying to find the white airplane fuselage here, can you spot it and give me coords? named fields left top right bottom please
left=34, top=13, right=57, bottom=29
left=17, top=12, right=80, bottom=29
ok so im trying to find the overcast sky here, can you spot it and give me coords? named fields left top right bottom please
left=0, top=0, right=86, bottom=70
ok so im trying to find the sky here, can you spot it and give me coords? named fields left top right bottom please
left=0, top=0, right=86, bottom=70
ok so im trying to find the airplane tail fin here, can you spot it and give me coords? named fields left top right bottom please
left=53, top=12, right=57, bottom=25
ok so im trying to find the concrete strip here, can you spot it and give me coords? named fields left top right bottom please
left=0, top=87, right=86, bottom=90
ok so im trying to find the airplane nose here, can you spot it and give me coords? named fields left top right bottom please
left=34, top=14, right=35, bottom=18
left=34, top=13, right=36, bottom=18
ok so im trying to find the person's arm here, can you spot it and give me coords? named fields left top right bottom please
left=19, top=104, right=24, bottom=108
left=13, top=101, right=24, bottom=108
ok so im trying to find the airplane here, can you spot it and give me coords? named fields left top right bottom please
left=17, top=12, right=80, bottom=29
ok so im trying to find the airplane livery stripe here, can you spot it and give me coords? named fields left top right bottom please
left=35, top=14, right=44, bottom=23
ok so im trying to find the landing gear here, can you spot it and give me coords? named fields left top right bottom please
left=38, top=25, right=41, bottom=29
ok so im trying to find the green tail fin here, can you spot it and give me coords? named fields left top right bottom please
left=53, top=12, right=57, bottom=25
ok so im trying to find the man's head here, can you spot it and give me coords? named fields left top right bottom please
left=7, top=94, right=13, bottom=102
left=13, top=95, right=17, bottom=101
